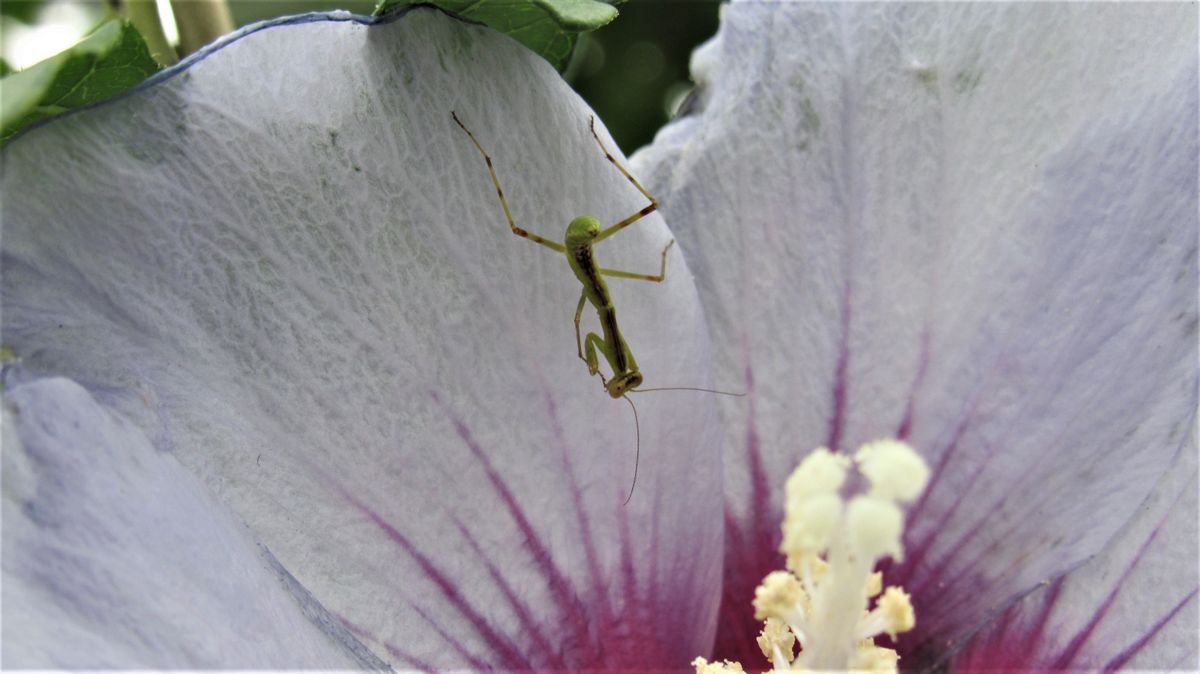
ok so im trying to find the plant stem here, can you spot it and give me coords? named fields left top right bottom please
left=171, top=0, right=234, bottom=57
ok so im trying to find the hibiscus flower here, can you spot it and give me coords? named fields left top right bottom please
left=2, top=3, right=1194, bottom=671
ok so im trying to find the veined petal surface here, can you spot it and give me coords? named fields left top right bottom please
left=2, top=8, right=723, bottom=669
left=633, top=3, right=1197, bottom=667
left=2, top=376, right=384, bottom=668
left=950, top=445, right=1198, bottom=672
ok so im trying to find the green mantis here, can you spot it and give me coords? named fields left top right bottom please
left=452, top=112, right=740, bottom=503
left=452, top=112, right=672, bottom=401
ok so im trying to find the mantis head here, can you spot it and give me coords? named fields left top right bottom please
left=565, top=215, right=602, bottom=250
left=605, top=371, right=643, bottom=398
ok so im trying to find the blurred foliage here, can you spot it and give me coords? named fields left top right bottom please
left=0, top=0, right=45, bottom=23
left=566, top=0, right=717, bottom=153
left=3, top=0, right=718, bottom=154
left=225, top=0, right=375, bottom=25
left=1, top=19, right=159, bottom=143
left=373, top=0, right=617, bottom=72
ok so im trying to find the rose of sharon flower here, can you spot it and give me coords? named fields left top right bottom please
left=2, top=2, right=1196, bottom=671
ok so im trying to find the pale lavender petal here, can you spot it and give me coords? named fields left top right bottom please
left=2, top=375, right=383, bottom=668
left=2, top=9, right=723, bottom=668
left=949, top=444, right=1198, bottom=672
left=633, top=2, right=1196, bottom=665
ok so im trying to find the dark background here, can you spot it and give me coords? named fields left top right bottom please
left=562, top=1, right=720, bottom=154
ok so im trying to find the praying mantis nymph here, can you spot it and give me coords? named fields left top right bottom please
left=451, top=112, right=739, bottom=503
left=452, top=111, right=671, bottom=400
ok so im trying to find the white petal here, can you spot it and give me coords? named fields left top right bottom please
left=949, top=443, right=1198, bottom=671
left=634, top=2, right=1195, bottom=660
left=2, top=9, right=724, bottom=668
left=2, top=376, right=378, bottom=667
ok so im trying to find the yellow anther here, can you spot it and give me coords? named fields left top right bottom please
left=757, top=618, right=798, bottom=667
left=786, top=552, right=828, bottom=591
left=753, top=571, right=805, bottom=622
left=858, top=586, right=915, bottom=641
left=849, top=643, right=900, bottom=674
left=692, top=657, right=747, bottom=673
left=876, top=587, right=915, bottom=637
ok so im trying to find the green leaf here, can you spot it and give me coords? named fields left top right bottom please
left=0, top=19, right=160, bottom=144
left=373, top=0, right=618, bottom=71
left=0, top=0, right=43, bottom=23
